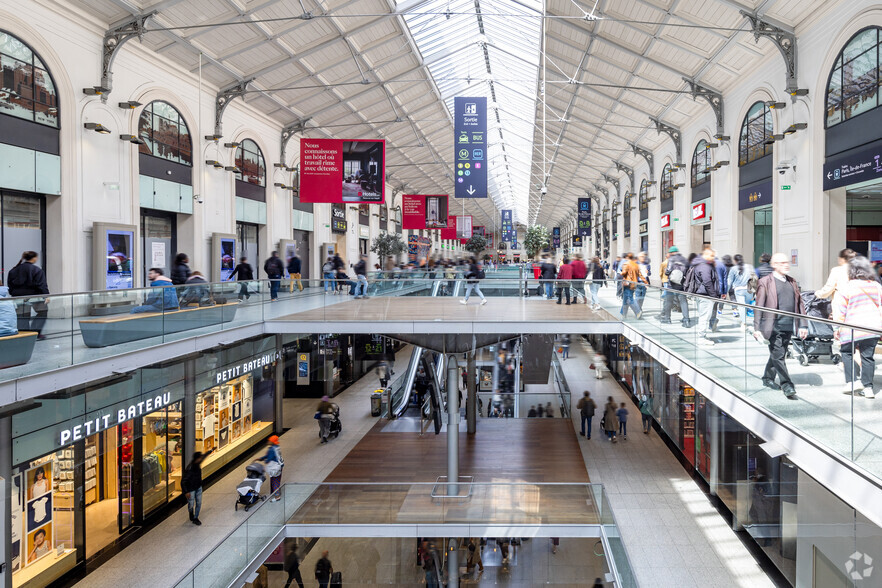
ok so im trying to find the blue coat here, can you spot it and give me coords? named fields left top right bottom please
left=133, top=277, right=179, bottom=313
left=0, top=286, right=17, bottom=337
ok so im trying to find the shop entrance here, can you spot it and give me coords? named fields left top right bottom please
left=753, top=206, right=773, bottom=267
left=292, top=229, right=310, bottom=279
left=845, top=182, right=882, bottom=257
left=661, top=230, right=674, bottom=254
left=141, top=209, right=175, bottom=283
left=237, top=222, right=260, bottom=277
left=0, top=191, right=46, bottom=282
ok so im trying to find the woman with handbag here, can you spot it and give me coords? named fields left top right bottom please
left=259, top=435, right=284, bottom=500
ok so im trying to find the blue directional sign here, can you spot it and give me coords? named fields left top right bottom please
left=552, top=226, right=561, bottom=249
left=454, top=97, right=488, bottom=198
left=577, top=198, right=592, bottom=236
left=501, top=209, right=514, bottom=242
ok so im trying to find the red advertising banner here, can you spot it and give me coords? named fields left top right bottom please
left=300, top=138, right=385, bottom=203
left=402, top=194, right=426, bottom=229
left=440, top=215, right=457, bottom=240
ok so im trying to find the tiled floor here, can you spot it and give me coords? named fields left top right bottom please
left=73, top=345, right=412, bottom=588
left=559, top=338, right=776, bottom=588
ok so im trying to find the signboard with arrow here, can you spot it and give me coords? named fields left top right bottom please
left=454, top=97, right=488, bottom=199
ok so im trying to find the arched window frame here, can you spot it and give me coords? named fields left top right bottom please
left=826, top=27, right=881, bottom=128
left=738, top=101, right=773, bottom=166
left=639, top=179, right=649, bottom=210
left=138, top=100, right=192, bottom=166
left=235, top=139, right=266, bottom=187
left=0, top=30, right=59, bottom=128
left=691, top=140, right=712, bottom=188
left=660, top=164, right=674, bottom=201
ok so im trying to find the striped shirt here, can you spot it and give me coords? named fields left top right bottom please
left=833, top=279, right=882, bottom=343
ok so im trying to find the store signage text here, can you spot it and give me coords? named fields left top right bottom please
left=639, top=222, right=648, bottom=235
left=331, top=206, right=347, bottom=234
left=215, top=350, right=282, bottom=385
left=692, top=202, right=706, bottom=221
left=660, top=214, right=671, bottom=229
left=59, top=392, right=172, bottom=445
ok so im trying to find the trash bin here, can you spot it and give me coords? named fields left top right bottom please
left=370, top=391, right=383, bottom=417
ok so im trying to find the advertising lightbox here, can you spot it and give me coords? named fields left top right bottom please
left=300, top=138, right=385, bottom=203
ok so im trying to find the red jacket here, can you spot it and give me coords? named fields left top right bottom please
left=557, top=263, right=574, bottom=280
left=570, top=259, right=587, bottom=279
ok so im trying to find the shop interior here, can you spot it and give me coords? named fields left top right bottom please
left=845, top=180, right=882, bottom=256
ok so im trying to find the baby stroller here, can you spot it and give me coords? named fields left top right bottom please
left=235, top=462, right=267, bottom=511
left=318, top=403, right=342, bottom=441
left=788, top=291, right=841, bottom=366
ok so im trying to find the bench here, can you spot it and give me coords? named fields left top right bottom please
left=79, top=302, right=239, bottom=348
left=0, top=331, right=38, bottom=369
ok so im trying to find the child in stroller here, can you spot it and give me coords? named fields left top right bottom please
left=789, top=291, right=842, bottom=366
left=235, top=462, right=267, bottom=511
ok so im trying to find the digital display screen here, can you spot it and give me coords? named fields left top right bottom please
left=106, top=230, right=133, bottom=290
left=220, top=238, right=235, bottom=281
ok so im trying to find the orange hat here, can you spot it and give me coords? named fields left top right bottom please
left=269, top=435, right=280, bottom=445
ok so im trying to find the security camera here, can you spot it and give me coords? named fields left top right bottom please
left=777, top=159, right=795, bottom=174
left=194, top=194, right=204, bottom=204
left=540, top=185, right=548, bottom=195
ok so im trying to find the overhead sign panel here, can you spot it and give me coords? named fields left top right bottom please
left=501, top=209, right=514, bottom=242
left=577, top=198, right=592, bottom=236
left=552, top=227, right=561, bottom=249
left=403, top=195, right=449, bottom=229
left=823, top=144, right=882, bottom=190
left=454, top=97, right=487, bottom=199
left=300, top=139, right=385, bottom=203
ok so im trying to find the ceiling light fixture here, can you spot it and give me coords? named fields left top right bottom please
left=84, top=122, right=111, bottom=134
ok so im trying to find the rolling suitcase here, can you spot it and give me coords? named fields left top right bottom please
left=330, top=571, right=342, bottom=587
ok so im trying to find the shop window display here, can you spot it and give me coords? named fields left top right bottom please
left=142, top=401, right=183, bottom=515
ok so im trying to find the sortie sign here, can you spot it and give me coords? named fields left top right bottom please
left=454, top=97, right=487, bottom=198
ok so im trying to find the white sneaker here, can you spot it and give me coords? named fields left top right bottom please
left=460, top=299, right=467, bottom=305
left=843, top=382, right=859, bottom=394
left=863, top=387, right=876, bottom=399
left=480, top=299, right=487, bottom=305
left=697, top=338, right=715, bottom=346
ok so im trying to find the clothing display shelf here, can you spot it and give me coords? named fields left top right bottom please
left=83, top=438, right=98, bottom=505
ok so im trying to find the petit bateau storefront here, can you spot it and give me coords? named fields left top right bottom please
left=6, top=335, right=294, bottom=587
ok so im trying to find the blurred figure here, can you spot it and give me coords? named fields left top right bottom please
left=833, top=255, right=882, bottom=399
left=228, top=256, right=254, bottom=300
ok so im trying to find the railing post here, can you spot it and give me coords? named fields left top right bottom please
left=274, top=334, right=285, bottom=436
left=446, top=354, right=459, bottom=496
left=467, top=352, right=477, bottom=434
left=447, top=538, right=459, bottom=588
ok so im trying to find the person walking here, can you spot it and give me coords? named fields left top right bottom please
left=816, top=248, right=855, bottom=300
left=322, top=257, right=335, bottom=293
left=460, top=256, right=487, bottom=305
left=685, top=247, right=719, bottom=345
left=171, top=253, right=191, bottom=285
left=756, top=253, right=773, bottom=279
left=317, top=395, right=335, bottom=443
left=635, top=252, right=651, bottom=310
left=753, top=253, right=807, bottom=399
left=540, top=254, right=557, bottom=299
left=332, top=253, right=345, bottom=293
left=353, top=254, right=369, bottom=299
left=283, top=547, right=305, bottom=588
left=560, top=334, right=571, bottom=359
left=619, top=253, right=645, bottom=318
left=592, top=351, right=606, bottom=379
left=7, top=251, right=49, bottom=339
left=181, top=450, right=212, bottom=525
left=258, top=435, right=284, bottom=500
left=638, top=393, right=653, bottom=434
left=314, top=551, right=333, bottom=588
left=228, top=256, right=254, bottom=300
left=467, top=538, right=484, bottom=574
left=421, top=540, right=439, bottom=588
left=660, top=246, right=691, bottom=326
left=616, top=402, right=629, bottom=440
left=577, top=391, right=597, bottom=438
left=264, top=251, right=285, bottom=301
left=557, top=257, right=573, bottom=305
left=727, top=254, right=756, bottom=331
left=588, top=257, right=606, bottom=310
left=603, top=396, right=619, bottom=442
left=571, top=253, right=587, bottom=303
left=287, top=253, right=303, bottom=292
left=833, top=256, right=882, bottom=399
left=710, top=254, right=730, bottom=331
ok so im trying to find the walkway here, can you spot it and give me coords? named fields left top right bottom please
left=560, top=338, right=775, bottom=588
left=74, top=345, right=412, bottom=588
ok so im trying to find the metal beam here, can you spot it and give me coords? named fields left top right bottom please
left=100, top=12, right=156, bottom=97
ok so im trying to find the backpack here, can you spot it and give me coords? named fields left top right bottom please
left=476, top=269, right=486, bottom=279
left=322, top=262, right=333, bottom=273
left=683, top=265, right=697, bottom=293
left=747, top=273, right=759, bottom=295
left=668, top=268, right=684, bottom=286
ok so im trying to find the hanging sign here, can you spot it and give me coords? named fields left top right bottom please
left=572, top=235, right=583, bottom=248
left=552, top=227, right=561, bottom=249
left=501, top=210, right=514, bottom=242
left=403, top=195, right=449, bottom=229
left=577, top=198, right=592, bottom=236
left=454, top=97, right=487, bottom=198
left=300, top=139, right=385, bottom=203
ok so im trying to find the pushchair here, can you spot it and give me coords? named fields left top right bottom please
left=318, top=403, right=342, bottom=441
left=235, top=462, right=267, bottom=511
left=788, top=291, right=841, bottom=366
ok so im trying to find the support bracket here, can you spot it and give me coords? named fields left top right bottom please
left=683, top=78, right=725, bottom=138
left=214, top=79, right=254, bottom=138
left=280, top=117, right=311, bottom=163
left=603, top=174, right=620, bottom=199
left=740, top=11, right=798, bottom=94
left=615, top=162, right=635, bottom=195
left=629, top=143, right=654, bottom=181
left=593, top=184, right=609, bottom=202
left=650, top=117, right=683, bottom=165
left=100, top=12, right=156, bottom=98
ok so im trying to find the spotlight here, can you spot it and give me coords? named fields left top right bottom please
left=118, top=101, right=142, bottom=109
left=767, top=101, right=787, bottom=109
left=84, top=122, right=111, bottom=134
left=204, top=134, right=222, bottom=141
left=790, top=89, right=809, bottom=97
left=119, top=134, right=145, bottom=145
left=784, top=123, right=808, bottom=135
left=83, top=86, right=110, bottom=96
left=714, top=133, right=730, bottom=141
left=716, top=160, right=730, bottom=167
left=274, top=182, right=288, bottom=189
left=224, top=166, right=241, bottom=173
left=706, top=143, right=719, bottom=148
left=223, top=142, right=240, bottom=148
left=205, top=160, right=224, bottom=169
left=273, top=163, right=286, bottom=169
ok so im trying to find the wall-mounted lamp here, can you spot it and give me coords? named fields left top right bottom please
left=224, top=166, right=241, bottom=173
left=673, top=162, right=686, bottom=169
left=223, top=142, right=240, bottom=148
left=790, top=89, right=809, bottom=97
left=714, top=133, right=730, bottom=141
left=118, top=100, right=142, bottom=109
left=204, top=134, right=222, bottom=142
left=763, top=134, right=784, bottom=145
left=673, top=183, right=685, bottom=189
left=274, top=183, right=289, bottom=189
left=83, top=86, right=110, bottom=96
left=706, top=143, right=719, bottom=149
left=645, top=181, right=657, bottom=186
left=766, top=101, right=787, bottom=109
left=783, top=123, right=808, bottom=135
left=119, top=134, right=145, bottom=145
left=205, top=159, right=224, bottom=169
left=84, top=122, right=111, bottom=134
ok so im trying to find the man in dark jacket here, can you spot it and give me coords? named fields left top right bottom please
left=685, top=247, right=719, bottom=345
left=756, top=253, right=773, bottom=279
left=284, top=546, right=305, bottom=588
left=539, top=254, right=556, bottom=299
left=353, top=254, right=369, bottom=299
left=264, top=251, right=285, bottom=301
left=315, top=551, right=333, bottom=588
left=228, top=257, right=254, bottom=300
left=287, top=254, right=303, bottom=292
left=181, top=450, right=212, bottom=525
left=576, top=391, right=597, bottom=438
left=660, top=246, right=691, bottom=326
left=7, top=251, right=49, bottom=338
left=753, top=253, right=807, bottom=398
left=171, top=253, right=191, bottom=285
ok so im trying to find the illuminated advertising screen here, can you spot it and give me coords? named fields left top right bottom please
left=300, top=138, right=385, bottom=203
left=105, top=230, right=133, bottom=290
left=220, top=238, right=235, bottom=281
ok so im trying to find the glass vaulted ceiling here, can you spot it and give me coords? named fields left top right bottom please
left=400, top=0, right=542, bottom=224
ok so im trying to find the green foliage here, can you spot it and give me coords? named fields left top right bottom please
left=524, top=225, right=551, bottom=258
left=370, top=232, right=407, bottom=259
left=463, top=234, right=489, bottom=255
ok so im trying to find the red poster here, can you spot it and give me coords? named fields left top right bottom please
left=440, top=215, right=457, bottom=240
left=300, top=139, right=385, bottom=203
left=402, top=194, right=426, bottom=229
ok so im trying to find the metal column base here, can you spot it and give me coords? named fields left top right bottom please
left=431, top=476, right=474, bottom=499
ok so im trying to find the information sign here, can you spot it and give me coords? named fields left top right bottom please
left=454, top=97, right=487, bottom=198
